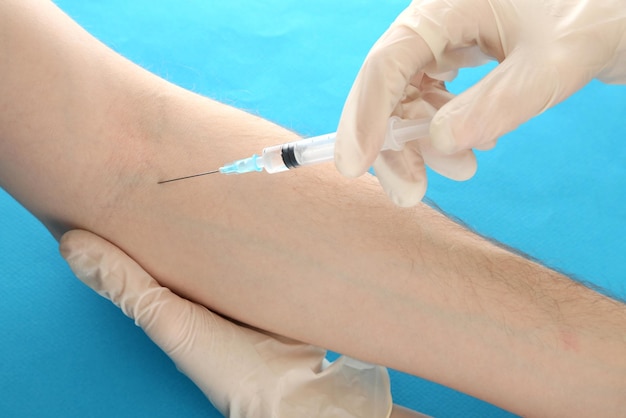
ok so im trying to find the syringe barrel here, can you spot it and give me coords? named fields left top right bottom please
left=261, top=133, right=336, bottom=174
left=260, top=117, right=429, bottom=174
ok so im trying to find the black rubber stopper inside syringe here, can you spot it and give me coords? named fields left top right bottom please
left=281, top=143, right=300, bottom=169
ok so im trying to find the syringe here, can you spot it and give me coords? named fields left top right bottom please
left=158, top=116, right=429, bottom=183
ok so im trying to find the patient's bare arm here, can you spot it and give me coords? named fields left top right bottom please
left=1, top=1, right=625, bottom=416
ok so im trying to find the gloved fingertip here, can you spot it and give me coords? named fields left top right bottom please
left=456, top=162, right=478, bottom=181
left=474, top=140, right=498, bottom=151
left=446, top=153, right=478, bottom=181
left=333, top=151, right=369, bottom=178
left=58, top=229, right=84, bottom=260
left=429, top=115, right=459, bottom=155
left=374, top=166, right=427, bottom=208
left=59, top=232, right=105, bottom=293
left=333, top=134, right=373, bottom=178
left=389, top=185, right=426, bottom=208
left=372, top=148, right=429, bottom=207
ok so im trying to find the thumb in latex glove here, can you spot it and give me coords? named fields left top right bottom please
left=335, top=0, right=626, bottom=206
left=59, top=230, right=392, bottom=418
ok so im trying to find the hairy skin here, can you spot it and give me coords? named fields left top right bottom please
left=1, top=1, right=625, bottom=416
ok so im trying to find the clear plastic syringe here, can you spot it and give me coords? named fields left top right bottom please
left=157, top=117, right=430, bottom=184
left=218, top=116, right=430, bottom=175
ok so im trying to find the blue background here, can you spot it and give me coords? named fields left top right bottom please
left=1, top=1, right=625, bottom=417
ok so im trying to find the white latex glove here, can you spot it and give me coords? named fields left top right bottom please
left=59, top=230, right=392, bottom=418
left=335, top=0, right=626, bottom=207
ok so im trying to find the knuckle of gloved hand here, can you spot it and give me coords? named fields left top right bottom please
left=363, top=47, right=398, bottom=84
left=129, top=286, right=187, bottom=340
left=152, top=302, right=202, bottom=358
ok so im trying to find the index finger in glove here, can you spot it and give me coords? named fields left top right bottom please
left=335, top=26, right=434, bottom=177
left=61, top=232, right=178, bottom=329
left=59, top=230, right=227, bottom=372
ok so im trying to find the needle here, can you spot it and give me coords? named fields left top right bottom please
left=157, top=170, right=219, bottom=184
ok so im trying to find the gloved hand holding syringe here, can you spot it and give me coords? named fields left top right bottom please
left=158, top=117, right=430, bottom=184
